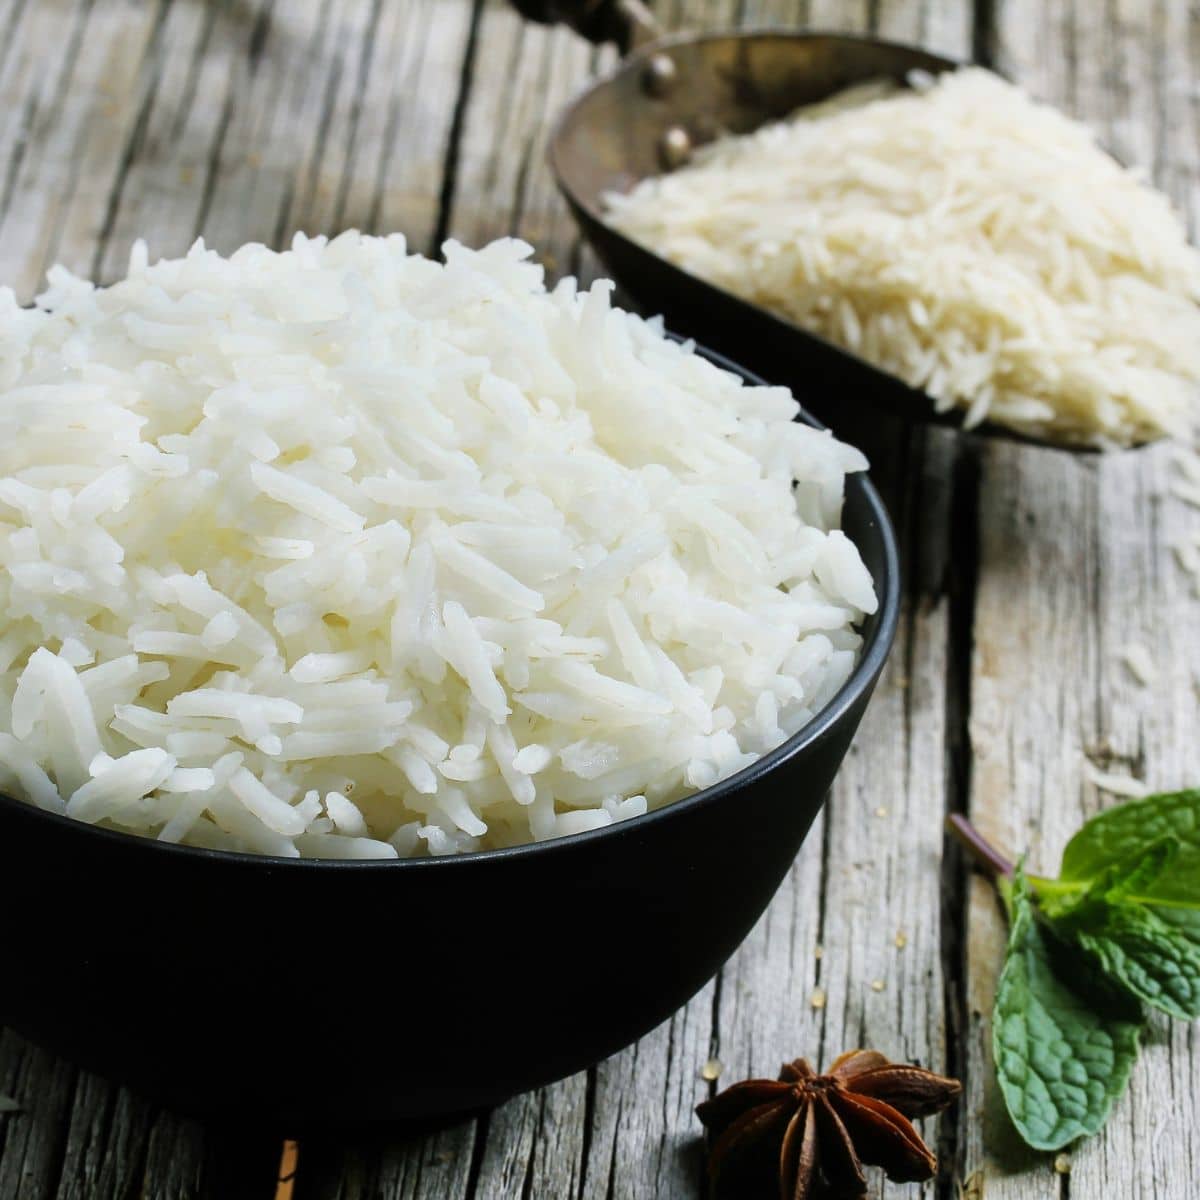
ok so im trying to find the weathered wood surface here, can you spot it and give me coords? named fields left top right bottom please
left=959, top=3, right=1200, bottom=1199
left=0, top=1, right=1194, bottom=1198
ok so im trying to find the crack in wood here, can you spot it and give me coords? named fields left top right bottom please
left=937, top=440, right=981, bottom=1198
left=87, top=0, right=176, bottom=281
left=189, top=56, right=240, bottom=245
left=164, top=0, right=224, bottom=147
left=463, top=1108, right=491, bottom=1200
left=332, top=0, right=385, bottom=228
left=573, top=1066, right=597, bottom=1200
left=430, top=0, right=486, bottom=255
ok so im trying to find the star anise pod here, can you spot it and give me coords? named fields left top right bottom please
left=696, top=1050, right=962, bottom=1199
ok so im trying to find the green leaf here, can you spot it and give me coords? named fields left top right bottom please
left=993, top=869, right=1142, bottom=1151
left=1059, top=790, right=1200, bottom=908
left=1039, top=838, right=1177, bottom=922
left=1070, top=902, right=1200, bottom=1020
left=1098, top=839, right=1179, bottom=904
left=1154, top=905, right=1200, bottom=941
left=1039, top=840, right=1200, bottom=1018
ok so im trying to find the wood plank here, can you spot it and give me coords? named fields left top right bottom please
left=0, top=0, right=162, bottom=301
left=292, top=1120, right=479, bottom=1200
left=294, top=0, right=724, bottom=1190
left=962, top=2, right=1200, bottom=1197
left=471, top=1076, right=589, bottom=1200
left=83, top=0, right=480, bottom=278
left=138, top=1113, right=206, bottom=1200
left=292, top=2, right=973, bottom=1198
left=0, top=1032, right=77, bottom=1200
left=712, top=0, right=973, bottom=1192
left=439, top=4, right=600, bottom=260
left=50, top=1075, right=155, bottom=1200
left=0, top=0, right=474, bottom=1194
left=0, top=1036, right=279, bottom=1200
left=288, top=18, right=607, bottom=1199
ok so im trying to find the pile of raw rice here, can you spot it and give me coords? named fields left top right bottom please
left=605, top=68, right=1200, bottom=448
left=0, top=233, right=876, bottom=858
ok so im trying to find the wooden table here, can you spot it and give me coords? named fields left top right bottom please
left=1, top=0, right=1196, bottom=1196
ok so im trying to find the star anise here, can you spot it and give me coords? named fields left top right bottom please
left=696, top=1050, right=961, bottom=1199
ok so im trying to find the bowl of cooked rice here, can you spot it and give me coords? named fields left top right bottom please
left=0, top=234, right=899, bottom=1122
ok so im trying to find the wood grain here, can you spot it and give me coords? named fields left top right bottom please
left=960, top=3, right=1200, bottom=1198
left=295, top=2, right=973, bottom=1198
left=0, top=0, right=1196, bottom=1197
left=0, top=0, right=478, bottom=1191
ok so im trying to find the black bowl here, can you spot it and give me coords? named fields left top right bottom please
left=0, top=349, right=900, bottom=1126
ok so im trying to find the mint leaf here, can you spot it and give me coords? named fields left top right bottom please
left=993, top=869, right=1142, bottom=1151
left=1059, top=790, right=1200, bottom=908
left=1040, top=839, right=1200, bottom=1018
left=1069, top=903, right=1200, bottom=1020
left=1097, top=838, right=1178, bottom=903
left=1155, top=905, right=1200, bottom=941
left=951, top=800, right=1200, bottom=1155
left=1040, top=838, right=1178, bottom=922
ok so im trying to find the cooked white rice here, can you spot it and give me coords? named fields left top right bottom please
left=605, top=68, right=1200, bottom=448
left=0, top=233, right=876, bottom=858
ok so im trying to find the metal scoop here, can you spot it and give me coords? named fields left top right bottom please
left=511, top=0, right=1155, bottom=452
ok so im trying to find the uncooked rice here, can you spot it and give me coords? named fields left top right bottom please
left=1118, top=642, right=1158, bottom=688
left=605, top=68, right=1200, bottom=447
left=1170, top=446, right=1200, bottom=508
left=0, top=233, right=876, bottom=858
left=1171, top=533, right=1200, bottom=596
left=1081, top=760, right=1149, bottom=799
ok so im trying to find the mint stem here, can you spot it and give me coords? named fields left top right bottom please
left=946, top=814, right=1015, bottom=879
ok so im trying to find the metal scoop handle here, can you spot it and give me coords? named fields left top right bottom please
left=506, top=0, right=660, bottom=52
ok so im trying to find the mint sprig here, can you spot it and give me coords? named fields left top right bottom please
left=951, top=789, right=1200, bottom=1152
left=993, top=866, right=1142, bottom=1150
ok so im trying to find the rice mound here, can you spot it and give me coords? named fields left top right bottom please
left=0, top=233, right=875, bottom=858
left=605, top=68, right=1200, bottom=448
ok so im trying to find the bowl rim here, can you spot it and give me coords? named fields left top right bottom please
left=0, top=344, right=901, bottom=872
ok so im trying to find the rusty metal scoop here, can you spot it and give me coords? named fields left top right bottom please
left=510, top=0, right=1151, bottom=452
